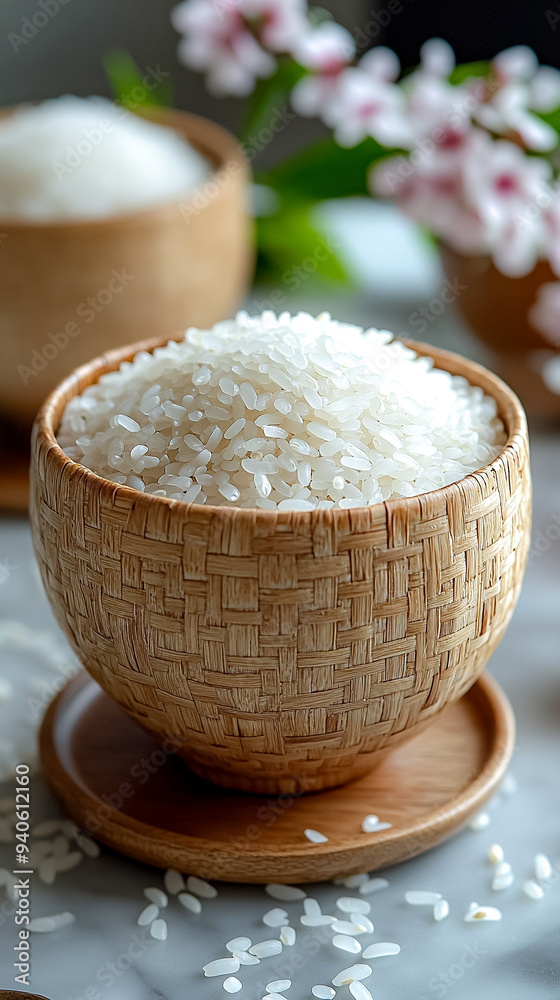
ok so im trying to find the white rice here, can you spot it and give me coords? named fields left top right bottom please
left=332, top=964, right=372, bottom=987
left=469, top=811, right=491, bottom=831
left=304, top=828, right=328, bottom=844
left=248, top=939, right=283, bottom=958
left=265, top=885, right=306, bottom=901
left=494, top=861, right=512, bottom=877
left=58, top=311, right=506, bottom=511
left=137, top=902, right=159, bottom=926
left=534, top=853, right=552, bottom=881
left=263, top=907, right=289, bottom=927
left=150, top=918, right=168, bottom=940
left=186, top=874, right=218, bottom=898
left=464, top=903, right=502, bottom=921
left=331, top=918, right=371, bottom=936
left=491, top=871, right=514, bottom=891
left=349, top=984, right=373, bottom=1000
left=362, top=942, right=401, bottom=958
left=336, top=897, right=371, bottom=914
left=203, top=958, right=241, bottom=977
left=433, top=899, right=450, bottom=922
left=303, top=898, right=322, bottom=916
left=333, top=934, right=362, bottom=954
left=178, top=891, right=202, bottom=913
left=523, top=879, right=544, bottom=900
left=300, top=914, right=334, bottom=927
left=29, top=911, right=75, bottom=933
left=223, top=978, right=243, bottom=994
left=488, top=843, right=504, bottom=865
left=164, top=869, right=185, bottom=895
left=233, top=950, right=260, bottom=965
left=279, top=926, right=297, bottom=946
left=144, top=887, right=168, bottom=908
left=359, top=877, right=390, bottom=895
left=405, top=890, right=442, bottom=905
left=334, top=873, right=368, bottom=888
left=226, top=937, right=252, bottom=953
left=0, top=96, right=209, bottom=220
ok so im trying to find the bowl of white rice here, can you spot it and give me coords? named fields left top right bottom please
left=0, top=96, right=252, bottom=427
left=30, top=311, right=531, bottom=794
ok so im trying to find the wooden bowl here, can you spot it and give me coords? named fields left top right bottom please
left=440, top=245, right=560, bottom=419
left=0, top=106, right=252, bottom=428
left=29, top=337, right=531, bottom=795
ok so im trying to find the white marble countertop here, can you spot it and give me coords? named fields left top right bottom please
left=1, top=202, right=559, bottom=999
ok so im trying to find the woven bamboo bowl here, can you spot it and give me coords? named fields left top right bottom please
left=0, top=106, right=252, bottom=428
left=30, top=336, right=531, bottom=794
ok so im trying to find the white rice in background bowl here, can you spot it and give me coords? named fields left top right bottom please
left=57, top=311, right=507, bottom=511
left=0, top=95, right=209, bottom=220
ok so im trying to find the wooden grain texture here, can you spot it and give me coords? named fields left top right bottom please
left=0, top=106, right=252, bottom=427
left=30, top=337, right=531, bottom=794
left=39, top=670, right=515, bottom=883
left=0, top=993, right=51, bottom=1000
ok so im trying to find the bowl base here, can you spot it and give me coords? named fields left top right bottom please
left=179, top=755, right=384, bottom=795
left=39, top=670, right=514, bottom=883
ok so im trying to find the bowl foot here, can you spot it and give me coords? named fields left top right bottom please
left=178, top=756, right=384, bottom=796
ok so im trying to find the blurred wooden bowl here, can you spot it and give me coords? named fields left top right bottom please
left=30, top=336, right=531, bottom=794
left=440, top=246, right=560, bottom=419
left=0, top=107, right=252, bottom=427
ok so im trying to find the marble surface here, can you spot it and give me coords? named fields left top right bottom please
left=1, top=202, right=559, bottom=999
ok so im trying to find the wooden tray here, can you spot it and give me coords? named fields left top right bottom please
left=39, top=671, right=514, bottom=883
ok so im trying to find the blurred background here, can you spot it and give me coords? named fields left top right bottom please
left=2, top=0, right=559, bottom=166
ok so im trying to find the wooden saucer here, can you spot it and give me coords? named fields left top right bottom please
left=40, top=671, right=514, bottom=884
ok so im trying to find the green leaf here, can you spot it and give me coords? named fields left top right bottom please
left=449, top=60, right=490, bottom=85
left=537, top=106, right=560, bottom=136
left=255, top=199, right=351, bottom=286
left=308, top=5, right=334, bottom=25
left=257, top=135, right=392, bottom=201
left=239, top=57, right=305, bottom=143
left=103, top=50, right=172, bottom=109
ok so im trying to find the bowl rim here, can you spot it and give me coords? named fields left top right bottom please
left=0, top=105, right=248, bottom=231
left=33, top=331, right=528, bottom=523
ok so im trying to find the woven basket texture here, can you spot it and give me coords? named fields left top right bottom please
left=30, top=338, right=531, bottom=793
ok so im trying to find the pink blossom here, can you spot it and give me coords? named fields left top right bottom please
left=396, top=41, right=472, bottom=147
left=474, top=81, right=558, bottom=152
left=492, top=45, right=538, bottom=83
left=242, top=0, right=309, bottom=52
left=401, top=74, right=474, bottom=146
left=370, top=134, right=488, bottom=255
left=474, top=46, right=560, bottom=151
left=359, top=46, right=401, bottom=83
left=418, top=37, right=456, bottom=78
left=291, top=22, right=355, bottom=117
left=322, top=67, right=411, bottom=148
left=528, top=281, right=560, bottom=345
left=371, top=129, right=552, bottom=275
left=462, top=134, right=551, bottom=275
left=171, top=0, right=276, bottom=96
